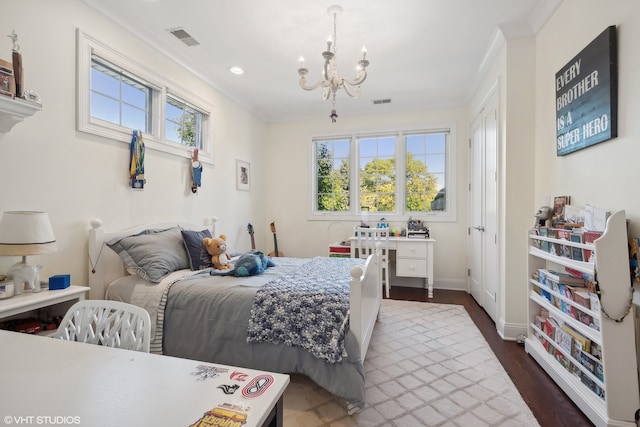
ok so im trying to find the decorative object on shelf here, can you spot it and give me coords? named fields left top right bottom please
left=297, top=5, right=369, bottom=123
left=23, top=89, right=40, bottom=105
left=0, top=58, right=13, bottom=98
left=552, top=195, right=570, bottom=226
left=7, top=30, right=23, bottom=99
left=534, top=206, right=552, bottom=227
left=129, top=129, right=145, bottom=189
left=0, top=211, right=57, bottom=295
left=236, top=159, right=250, bottom=191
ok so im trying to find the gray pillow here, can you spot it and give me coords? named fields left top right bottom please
left=107, top=227, right=190, bottom=283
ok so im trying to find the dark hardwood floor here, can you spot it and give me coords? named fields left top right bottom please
left=390, top=286, right=594, bottom=427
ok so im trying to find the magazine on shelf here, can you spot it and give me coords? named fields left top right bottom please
left=569, top=233, right=585, bottom=261
left=555, top=229, right=572, bottom=258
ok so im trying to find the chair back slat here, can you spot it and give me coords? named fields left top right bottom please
left=53, top=300, right=152, bottom=353
left=354, top=227, right=389, bottom=259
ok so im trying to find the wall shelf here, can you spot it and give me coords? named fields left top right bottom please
left=0, top=96, right=41, bottom=133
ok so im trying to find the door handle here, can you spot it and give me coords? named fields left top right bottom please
left=472, top=226, right=485, bottom=232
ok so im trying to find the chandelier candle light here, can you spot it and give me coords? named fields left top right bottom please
left=297, top=5, right=369, bottom=122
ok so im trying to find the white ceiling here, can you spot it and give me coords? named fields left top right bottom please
left=79, top=0, right=561, bottom=123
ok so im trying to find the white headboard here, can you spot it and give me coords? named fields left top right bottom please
left=87, top=218, right=215, bottom=299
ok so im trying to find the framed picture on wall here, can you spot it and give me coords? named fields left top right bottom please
left=556, top=26, right=617, bottom=156
left=236, top=159, right=250, bottom=191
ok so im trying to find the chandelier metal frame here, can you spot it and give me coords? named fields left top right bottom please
left=297, top=5, right=369, bottom=122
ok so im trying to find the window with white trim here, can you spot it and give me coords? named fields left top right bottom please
left=77, top=30, right=214, bottom=164
left=90, top=56, right=152, bottom=133
left=312, top=128, right=455, bottom=221
left=165, top=95, right=204, bottom=149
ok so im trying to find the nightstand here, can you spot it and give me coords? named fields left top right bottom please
left=0, top=285, right=90, bottom=335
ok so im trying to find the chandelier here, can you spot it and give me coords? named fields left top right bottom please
left=297, top=5, right=370, bottom=122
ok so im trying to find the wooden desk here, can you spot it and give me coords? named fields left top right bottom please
left=0, top=330, right=289, bottom=427
left=349, top=236, right=436, bottom=298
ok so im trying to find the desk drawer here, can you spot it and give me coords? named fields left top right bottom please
left=396, top=241, right=428, bottom=258
left=396, top=258, right=428, bottom=277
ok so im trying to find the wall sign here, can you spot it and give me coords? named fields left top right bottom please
left=556, top=26, right=617, bottom=156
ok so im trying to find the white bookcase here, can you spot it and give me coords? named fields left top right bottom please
left=525, top=210, right=640, bottom=427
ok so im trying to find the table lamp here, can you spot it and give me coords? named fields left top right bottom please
left=0, top=211, right=57, bottom=294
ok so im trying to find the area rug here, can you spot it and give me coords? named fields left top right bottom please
left=283, top=299, right=540, bottom=426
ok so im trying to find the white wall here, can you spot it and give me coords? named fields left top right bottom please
left=264, top=108, right=469, bottom=290
left=468, top=32, right=537, bottom=338
left=535, top=0, right=640, bottom=229
left=0, top=0, right=267, bottom=287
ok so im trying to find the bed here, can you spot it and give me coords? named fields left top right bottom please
left=87, top=219, right=381, bottom=413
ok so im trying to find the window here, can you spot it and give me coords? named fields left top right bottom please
left=316, top=138, right=350, bottom=212
left=405, top=132, right=446, bottom=212
left=90, top=56, right=152, bottom=133
left=165, top=96, right=204, bottom=149
left=312, top=128, right=455, bottom=222
left=359, top=135, right=396, bottom=212
left=77, top=30, right=214, bottom=164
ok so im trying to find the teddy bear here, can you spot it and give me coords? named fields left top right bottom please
left=203, top=234, right=232, bottom=270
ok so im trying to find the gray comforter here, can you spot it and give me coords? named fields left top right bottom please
left=160, top=257, right=366, bottom=408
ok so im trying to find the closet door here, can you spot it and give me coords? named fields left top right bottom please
left=468, top=90, right=498, bottom=323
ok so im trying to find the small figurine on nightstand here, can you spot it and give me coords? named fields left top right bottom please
left=8, top=263, right=42, bottom=295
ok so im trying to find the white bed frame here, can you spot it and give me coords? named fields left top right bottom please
left=87, top=218, right=382, bottom=360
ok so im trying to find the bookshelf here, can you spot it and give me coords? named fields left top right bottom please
left=525, top=210, right=640, bottom=427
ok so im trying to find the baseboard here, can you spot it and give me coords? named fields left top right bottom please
left=390, top=278, right=467, bottom=292
left=498, top=318, right=527, bottom=341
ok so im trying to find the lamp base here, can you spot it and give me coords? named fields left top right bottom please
left=8, top=261, right=43, bottom=295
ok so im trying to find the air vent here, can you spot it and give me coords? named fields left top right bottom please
left=169, top=28, right=200, bottom=47
left=373, top=99, right=392, bottom=105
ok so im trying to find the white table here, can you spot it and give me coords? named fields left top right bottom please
left=349, top=235, right=436, bottom=297
left=0, top=330, right=289, bottom=427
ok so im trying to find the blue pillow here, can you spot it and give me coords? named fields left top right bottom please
left=181, top=229, right=213, bottom=270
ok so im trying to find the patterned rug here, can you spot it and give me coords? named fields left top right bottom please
left=283, top=299, right=539, bottom=426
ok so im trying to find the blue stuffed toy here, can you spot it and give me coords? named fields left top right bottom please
left=232, top=250, right=275, bottom=277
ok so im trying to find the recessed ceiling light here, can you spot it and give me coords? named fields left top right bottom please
left=229, top=66, right=244, bottom=75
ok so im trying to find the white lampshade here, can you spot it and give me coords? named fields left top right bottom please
left=0, top=211, right=57, bottom=256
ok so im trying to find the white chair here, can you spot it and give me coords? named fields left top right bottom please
left=353, top=226, right=390, bottom=298
left=53, top=300, right=152, bottom=353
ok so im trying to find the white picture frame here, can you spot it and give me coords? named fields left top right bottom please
left=236, top=159, right=250, bottom=191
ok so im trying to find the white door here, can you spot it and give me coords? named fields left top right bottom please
left=469, top=90, right=499, bottom=323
